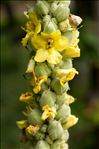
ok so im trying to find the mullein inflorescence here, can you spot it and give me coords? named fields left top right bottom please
left=17, top=0, right=82, bottom=148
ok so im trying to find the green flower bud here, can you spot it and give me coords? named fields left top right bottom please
left=61, top=143, right=68, bottom=149
left=46, top=78, right=51, bottom=86
left=48, top=120, right=64, bottom=140
left=56, top=92, right=75, bottom=106
left=56, top=104, right=71, bottom=121
left=52, top=18, right=58, bottom=25
left=40, top=89, right=56, bottom=107
left=41, top=83, right=48, bottom=92
left=43, top=15, right=51, bottom=24
left=41, top=124, right=47, bottom=133
left=35, top=0, right=50, bottom=17
left=35, top=140, right=50, bottom=149
left=50, top=2, right=58, bottom=15
left=51, top=140, right=61, bottom=149
left=54, top=4, right=70, bottom=22
left=51, top=78, right=69, bottom=94
left=61, top=130, right=69, bottom=142
left=35, top=132, right=45, bottom=140
left=57, top=59, right=73, bottom=69
left=46, top=135, right=53, bottom=145
left=48, top=63, right=55, bottom=70
left=28, top=108, right=43, bottom=125
left=61, top=0, right=71, bottom=7
left=51, top=140, right=68, bottom=149
left=43, top=19, right=58, bottom=34
left=35, top=63, right=51, bottom=77
left=56, top=92, right=68, bottom=106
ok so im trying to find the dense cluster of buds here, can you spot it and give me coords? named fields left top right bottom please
left=17, top=0, right=82, bottom=148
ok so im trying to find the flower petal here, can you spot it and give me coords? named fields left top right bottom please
left=62, top=46, right=80, bottom=58
left=21, top=32, right=34, bottom=46
left=31, top=36, right=46, bottom=50
left=16, top=120, right=28, bottom=129
left=35, top=23, right=41, bottom=34
left=41, top=30, right=61, bottom=40
left=47, top=48, right=62, bottom=64
left=54, top=36, right=68, bottom=52
left=34, top=49, right=48, bottom=62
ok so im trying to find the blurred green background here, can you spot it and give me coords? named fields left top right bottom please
left=1, top=1, right=99, bottom=149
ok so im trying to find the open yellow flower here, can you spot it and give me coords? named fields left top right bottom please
left=62, top=30, right=80, bottom=58
left=26, top=62, right=47, bottom=94
left=30, top=70, right=47, bottom=94
left=21, top=10, right=41, bottom=46
left=16, top=120, right=28, bottom=129
left=41, top=105, right=56, bottom=120
left=19, top=92, right=33, bottom=103
left=55, top=68, right=79, bottom=86
left=26, top=125, right=40, bottom=136
left=31, top=31, right=68, bottom=64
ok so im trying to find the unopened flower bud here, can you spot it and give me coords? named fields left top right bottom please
left=51, top=140, right=61, bottom=149
left=50, top=2, right=58, bottom=15
left=35, top=0, right=50, bottom=17
left=40, top=89, right=56, bottom=107
left=43, top=15, right=51, bottom=24
left=61, top=129, right=69, bottom=142
left=43, top=20, right=58, bottom=33
left=54, top=4, right=70, bottom=22
left=46, top=135, right=53, bottom=145
left=35, top=132, right=45, bottom=140
left=57, top=59, right=73, bottom=69
left=35, top=140, right=50, bottom=149
left=28, top=108, right=43, bottom=125
left=41, top=124, right=47, bottom=133
left=63, top=0, right=71, bottom=7
left=51, top=78, right=69, bottom=94
left=48, top=120, right=64, bottom=140
left=56, top=104, right=71, bottom=121
left=35, top=63, right=51, bottom=77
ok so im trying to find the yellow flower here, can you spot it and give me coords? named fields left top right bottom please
left=26, top=64, right=47, bottom=94
left=55, top=68, right=79, bottom=85
left=31, top=71, right=47, bottom=94
left=33, top=76, right=47, bottom=94
left=31, top=31, right=68, bottom=64
left=16, top=120, right=28, bottom=129
left=26, top=125, right=40, bottom=136
left=21, top=10, right=41, bottom=46
left=63, top=115, right=78, bottom=129
left=62, top=30, right=80, bottom=58
left=41, top=105, right=56, bottom=120
left=19, top=92, right=33, bottom=103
